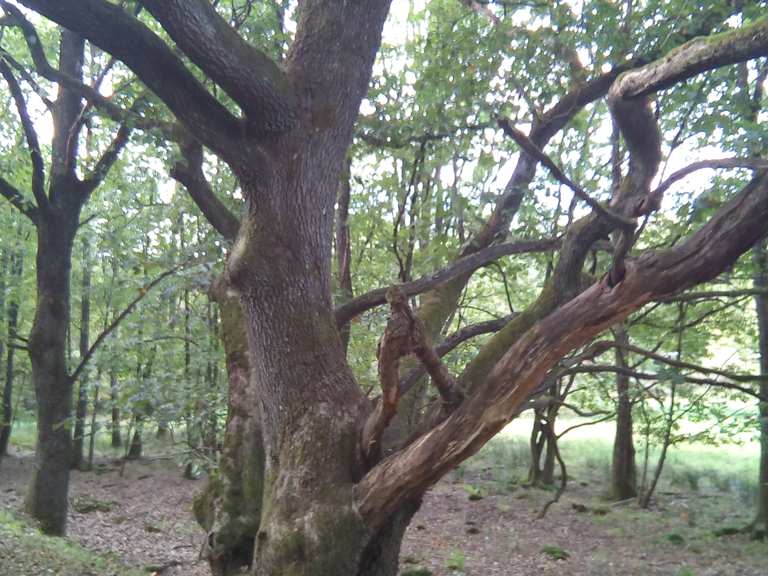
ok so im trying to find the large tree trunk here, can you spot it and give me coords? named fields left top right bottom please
left=752, top=238, right=768, bottom=539
left=25, top=210, right=78, bottom=535
left=611, top=324, right=637, bottom=500
left=227, top=143, right=374, bottom=573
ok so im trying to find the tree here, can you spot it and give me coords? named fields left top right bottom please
left=611, top=323, right=637, bottom=499
left=17, top=0, right=768, bottom=573
left=0, top=4, right=134, bottom=534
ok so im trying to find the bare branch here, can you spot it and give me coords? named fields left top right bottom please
left=497, top=116, right=635, bottom=230
left=357, top=122, right=491, bottom=149
left=653, top=157, right=768, bottom=198
left=399, top=315, right=515, bottom=396
left=361, top=288, right=415, bottom=462
left=658, top=287, right=768, bottom=302
left=0, top=57, right=47, bottom=211
left=69, top=256, right=194, bottom=383
left=0, top=175, right=37, bottom=223
left=335, top=238, right=560, bottom=327
left=81, top=123, right=131, bottom=197
left=573, top=340, right=768, bottom=384
left=558, top=365, right=766, bottom=401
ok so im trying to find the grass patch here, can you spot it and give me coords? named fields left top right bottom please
left=0, top=510, right=145, bottom=576
left=541, top=545, right=569, bottom=560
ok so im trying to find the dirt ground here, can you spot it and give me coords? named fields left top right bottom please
left=0, top=448, right=765, bottom=576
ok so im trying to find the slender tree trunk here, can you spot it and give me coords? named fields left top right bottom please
left=528, top=408, right=547, bottom=485
left=0, top=249, right=8, bottom=457
left=87, top=372, right=100, bottom=469
left=0, top=221, right=25, bottom=458
left=639, top=304, right=685, bottom=508
left=752, top=238, right=768, bottom=539
left=156, top=422, right=169, bottom=439
left=72, top=236, right=91, bottom=470
left=127, top=421, right=143, bottom=460
left=611, top=323, right=637, bottom=499
left=528, top=396, right=558, bottom=487
left=110, top=370, right=121, bottom=447
left=26, top=210, right=79, bottom=535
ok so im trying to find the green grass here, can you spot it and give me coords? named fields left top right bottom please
left=464, top=416, right=760, bottom=501
left=9, top=418, right=192, bottom=462
left=0, top=510, right=146, bottom=576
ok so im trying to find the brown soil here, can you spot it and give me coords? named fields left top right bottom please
left=0, top=449, right=764, bottom=576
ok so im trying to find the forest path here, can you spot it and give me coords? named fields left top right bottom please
left=0, top=448, right=764, bottom=576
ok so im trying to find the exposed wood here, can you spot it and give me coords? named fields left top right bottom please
left=357, top=173, right=768, bottom=528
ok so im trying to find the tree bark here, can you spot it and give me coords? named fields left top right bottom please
left=611, top=323, right=637, bottom=499
left=25, top=207, right=79, bottom=534
left=195, top=285, right=264, bottom=576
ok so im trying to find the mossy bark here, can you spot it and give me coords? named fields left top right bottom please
left=196, top=287, right=265, bottom=575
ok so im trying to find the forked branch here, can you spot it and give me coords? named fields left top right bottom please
left=362, top=287, right=463, bottom=462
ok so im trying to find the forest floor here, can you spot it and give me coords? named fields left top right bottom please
left=0, top=432, right=766, bottom=576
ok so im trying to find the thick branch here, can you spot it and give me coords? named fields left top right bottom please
left=617, top=18, right=768, bottom=100
left=18, top=0, right=241, bottom=155
left=142, top=0, right=297, bottom=133
left=356, top=172, right=768, bottom=527
left=608, top=19, right=768, bottom=216
left=170, top=135, right=240, bottom=242
left=335, top=238, right=559, bottom=327
left=399, top=315, right=515, bottom=396
left=558, top=365, right=766, bottom=401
